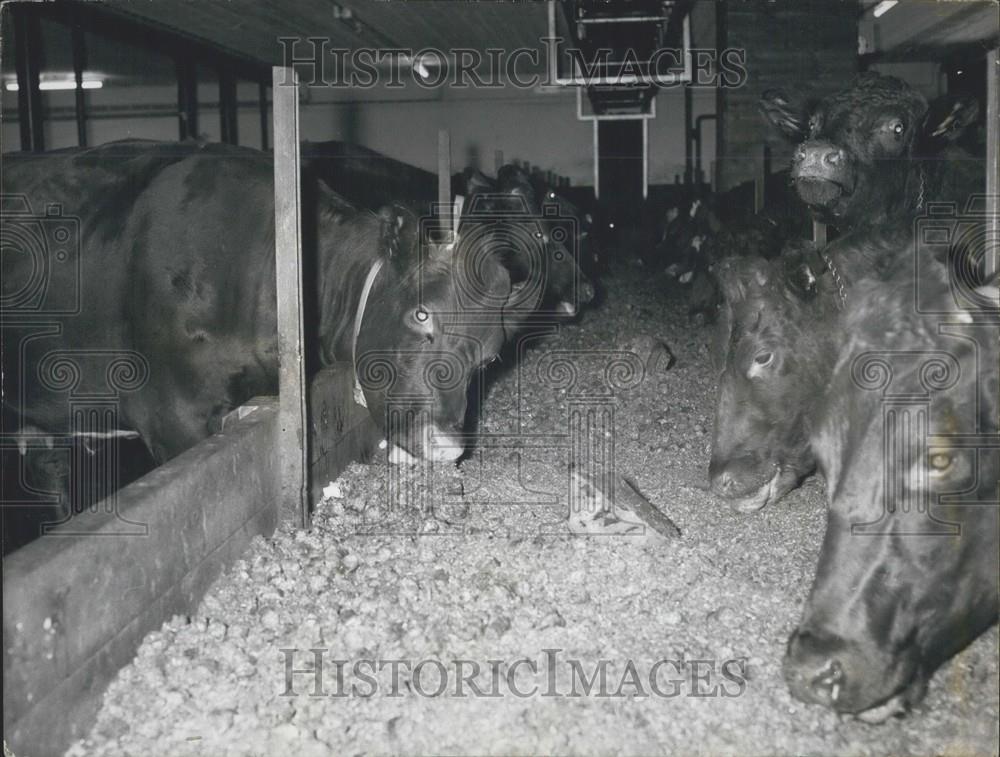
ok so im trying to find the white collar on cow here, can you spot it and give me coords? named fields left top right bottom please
left=352, top=196, right=463, bottom=408
left=352, top=258, right=385, bottom=408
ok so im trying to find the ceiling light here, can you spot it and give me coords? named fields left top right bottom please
left=6, top=79, right=103, bottom=92
left=872, top=1, right=898, bottom=19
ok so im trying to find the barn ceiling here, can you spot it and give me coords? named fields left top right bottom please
left=859, top=0, right=999, bottom=59
left=101, top=0, right=554, bottom=73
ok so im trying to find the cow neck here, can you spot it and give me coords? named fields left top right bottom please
left=352, top=257, right=386, bottom=408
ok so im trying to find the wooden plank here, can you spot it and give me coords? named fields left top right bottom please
left=272, top=66, right=309, bottom=528
left=438, top=129, right=452, bottom=236
left=3, top=399, right=280, bottom=757
left=987, top=47, right=999, bottom=281
left=307, top=365, right=382, bottom=503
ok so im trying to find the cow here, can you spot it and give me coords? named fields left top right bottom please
left=708, top=224, right=911, bottom=510
left=531, top=178, right=605, bottom=290
left=760, top=73, right=981, bottom=233
left=301, top=139, right=436, bottom=215
left=783, top=256, right=998, bottom=720
left=2, top=140, right=517, bottom=510
left=458, top=165, right=595, bottom=318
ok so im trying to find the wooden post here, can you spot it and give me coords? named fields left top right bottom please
left=986, top=47, right=999, bottom=280
left=71, top=15, right=88, bottom=147
left=259, top=81, right=269, bottom=151
left=438, top=129, right=452, bottom=239
left=13, top=5, right=44, bottom=152
left=176, top=59, right=198, bottom=140
left=494, top=148, right=504, bottom=173
left=272, top=66, right=309, bottom=527
left=219, top=70, right=239, bottom=145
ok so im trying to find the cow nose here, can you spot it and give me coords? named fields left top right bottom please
left=710, top=469, right=737, bottom=497
left=808, top=659, right=845, bottom=706
left=784, top=629, right=849, bottom=708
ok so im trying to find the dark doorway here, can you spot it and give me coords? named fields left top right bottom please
left=598, top=119, right=644, bottom=229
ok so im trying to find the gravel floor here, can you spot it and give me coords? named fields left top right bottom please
left=69, top=263, right=999, bottom=757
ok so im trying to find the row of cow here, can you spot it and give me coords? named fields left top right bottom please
left=1, top=139, right=598, bottom=549
left=693, top=74, right=996, bottom=719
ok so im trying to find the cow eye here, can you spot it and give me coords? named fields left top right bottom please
left=754, top=351, right=774, bottom=367
left=928, top=451, right=953, bottom=473
left=890, top=119, right=905, bottom=136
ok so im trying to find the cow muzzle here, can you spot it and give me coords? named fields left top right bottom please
left=708, top=455, right=785, bottom=512
left=783, top=627, right=919, bottom=720
left=388, top=424, right=465, bottom=465
left=792, top=141, right=853, bottom=205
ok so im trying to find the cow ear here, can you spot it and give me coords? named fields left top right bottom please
left=760, top=89, right=809, bottom=143
left=464, top=168, right=494, bottom=196
left=714, top=258, right=748, bottom=304
left=377, top=204, right=418, bottom=260
left=923, top=94, right=979, bottom=143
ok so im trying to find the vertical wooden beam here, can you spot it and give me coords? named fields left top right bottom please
left=683, top=84, right=693, bottom=185
left=592, top=121, right=600, bottom=199
left=986, top=47, right=999, bottom=280
left=494, top=148, right=504, bottom=174
left=438, top=129, right=452, bottom=239
left=13, top=5, right=44, bottom=152
left=176, top=59, right=198, bottom=140
left=642, top=117, right=649, bottom=200
left=219, top=70, right=239, bottom=145
left=272, top=66, right=309, bottom=527
left=71, top=15, right=88, bottom=147
left=259, top=81, right=269, bottom=151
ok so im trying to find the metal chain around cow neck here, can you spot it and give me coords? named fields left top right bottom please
left=819, top=247, right=847, bottom=310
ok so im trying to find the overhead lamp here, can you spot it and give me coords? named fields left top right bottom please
left=872, top=1, right=898, bottom=19
left=6, top=79, right=103, bottom=92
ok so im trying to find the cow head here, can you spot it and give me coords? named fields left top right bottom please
left=471, top=165, right=594, bottom=316
left=785, top=265, right=999, bottom=719
left=709, top=254, right=838, bottom=511
left=761, top=73, right=978, bottom=230
left=352, top=206, right=511, bottom=463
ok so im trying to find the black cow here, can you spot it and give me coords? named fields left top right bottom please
left=761, top=73, right=981, bottom=232
left=458, top=165, right=595, bottom=318
left=301, top=140, right=436, bottom=215
left=3, top=141, right=515, bottom=493
left=709, top=225, right=910, bottom=510
left=784, top=257, right=998, bottom=720
left=531, top=179, right=604, bottom=288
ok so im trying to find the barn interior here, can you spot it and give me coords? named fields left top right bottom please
left=2, top=1, right=999, bottom=755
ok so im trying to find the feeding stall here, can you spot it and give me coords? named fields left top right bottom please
left=1, top=2, right=998, bottom=755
